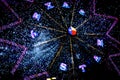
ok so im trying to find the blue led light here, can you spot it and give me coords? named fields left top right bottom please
left=93, top=55, right=101, bottom=63
left=32, top=12, right=41, bottom=21
left=97, top=39, right=104, bottom=47
left=59, top=63, right=67, bottom=71
left=79, top=9, right=85, bottom=16
left=44, top=2, right=54, bottom=10
left=62, top=2, right=70, bottom=8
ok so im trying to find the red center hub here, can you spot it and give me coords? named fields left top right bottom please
left=68, top=27, right=77, bottom=36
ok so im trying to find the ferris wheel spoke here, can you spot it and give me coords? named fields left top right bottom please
left=70, top=37, right=75, bottom=74
left=48, top=45, right=63, bottom=69
left=70, top=1, right=76, bottom=26
left=76, top=16, right=91, bottom=30
left=40, top=8, right=66, bottom=30
left=52, top=0, right=68, bottom=29
left=34, top=34, right=66, bottom=47
left=75, top=36, right=103, bottom=55
left=83, top=33, right=104, bottom=36
left=34, top=24, right=67, bottom=33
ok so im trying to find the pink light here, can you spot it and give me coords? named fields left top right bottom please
left=93, top=55, right=101, bottom=62
left=44, top=2, right=54, bottom=10
left=79, top=64, right=86, bottom=72
left=32, top=12, right=41, bottom=21
left=62, top=2, right=70, bottom=8
left=24, top=72, right=48, bottom=79
left=31, top=30, right=37, bottom=38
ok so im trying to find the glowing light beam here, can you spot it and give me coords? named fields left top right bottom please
left=48, top=45, right=63, bottom=69
left=53, top=0, right=68, bottom=29
left=70, top=1, right=76, bottom=26
left=70, top=37, right=75, bottom=74
left=83, top=33, right=104, bottom=36
left=34, top=24, right=67, bottom=33
left=75, top=36, right=103, bottom=54
left=76, top=16, right=91, bottom=30
left=40, top=8, right=66, bottom=30
left=34, top=34, right=66, bottom=47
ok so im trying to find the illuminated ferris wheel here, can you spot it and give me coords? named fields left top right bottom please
left=0, top=0, right=119, bottom=80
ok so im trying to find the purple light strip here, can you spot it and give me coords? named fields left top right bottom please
left=0, top=0, right=22, bottom=31
left=92, top=0, right=96, bottom=14
left=26, top=0, right=34, bottom=3
left=0, top=38, right=27, bottom=75
left=0, top=38, right=27, bottom=74
left=109, top=53, right=120, bottom=76
left=11, top=47, right=27, bottom=74
left=0, top=19, right=22, bottom=31
left=0, top=0, right=26, bottom=76
left=24, top=72, right=48, bottom=80
left=108, top=42, right=120, bottom=51
left=92, top=0, right=120, bottom=76
left=92, top=0, right=120, bottom=45
left=1, top=0, right=19, bottom=19
left=0, top=39, right=26, bottom=49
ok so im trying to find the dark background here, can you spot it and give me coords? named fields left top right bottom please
left=0, top=0, right=120, bottom=80
left=87, top=0, right=120, bottom=80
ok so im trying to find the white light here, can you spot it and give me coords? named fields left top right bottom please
left=76, top=54, right=81, bottom=59
left=52, top=77, right=56, bottom=79
left=46, top=78, right=51, bottom=80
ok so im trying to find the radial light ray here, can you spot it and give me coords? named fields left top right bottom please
left=48, top=45, right=63, bottom=69
left=70, top=0, right=76, bottom=26
left=76, top=16, right=91, bottom=29
left=40, top=8, right=66, bottom=30
left=34, top=24, right=66, bottom=33
left=70, top=37, right=75, bottom=74
left=40, top=14, right=67, bottom=33
left=34, top=34, right=66, bottom=47
left=83, top=33, right=104, bottom=36
left=53, top=0, right=68, bottom=29
left=75, top=36, right=103, bottom=54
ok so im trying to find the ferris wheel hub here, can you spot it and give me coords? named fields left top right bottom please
left=68, top=26, right=77, bottom=36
